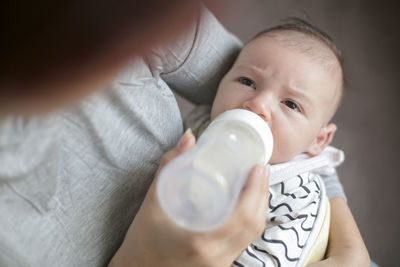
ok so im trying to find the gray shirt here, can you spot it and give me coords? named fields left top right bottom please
left=0, top=7, right=241, bottom=267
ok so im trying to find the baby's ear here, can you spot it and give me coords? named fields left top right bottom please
left=306, top=123, right=337, bottom=157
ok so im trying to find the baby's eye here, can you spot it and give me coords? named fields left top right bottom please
left=282, top=100, right=301, bottom=112
left=239, top=77, right=256, bottom=89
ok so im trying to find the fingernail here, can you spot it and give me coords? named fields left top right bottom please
left=255, top=164, right=266, bottom=176
left=177, top=128, right=192, bottom=150
left=257, top=164, right=269, bottom=179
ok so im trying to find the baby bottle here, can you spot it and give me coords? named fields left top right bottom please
left=156, top=109, right=273, bottom=232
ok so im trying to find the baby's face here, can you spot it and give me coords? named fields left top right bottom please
left=210, top=35, right=341, bottom=164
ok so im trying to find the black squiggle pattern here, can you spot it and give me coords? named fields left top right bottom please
left=278, top=225, right=305, bottom=248
left=270, top=203, right=293, bottom=213
left=298, top=175, right=304, bottom=187
left=233, top=260, right=245, bottom=267
left=268, top=192, right=273, bottom=209
left=312, top=179, right=321, bottom=191
left=261, top=236, right=300, bottom=262
left=280, top=182, right=298, bottom=200
left=301, top=185, right=311, bottom=194
left=245, top=248, right=266, bottom=267
left=234, top=172, right=324, bottom=267
left=253, top=245, right=281, bottom=267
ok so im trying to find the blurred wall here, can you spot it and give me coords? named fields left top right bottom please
left=175, top=0, right=400, bottom=265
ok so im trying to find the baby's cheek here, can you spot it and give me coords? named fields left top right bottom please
left=269, top=134, right=302, bottom=164
left=269, top=140, right=291, bottom=164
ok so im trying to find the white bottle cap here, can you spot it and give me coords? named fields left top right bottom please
left=210, top=109, right=273, bottom=164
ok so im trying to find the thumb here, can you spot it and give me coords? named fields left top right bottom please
left=224, top=164, right=269, bottom=237
left=158, top=128, right=196, bottom=171
left=149, top=128, right=196, bottom=199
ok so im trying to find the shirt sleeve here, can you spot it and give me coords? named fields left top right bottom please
left=146, top=5, right=243, bottom=105
left=320, top=170, right=347, bottom=201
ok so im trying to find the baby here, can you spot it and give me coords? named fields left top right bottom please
left=185, top=18, right=345, bottom=266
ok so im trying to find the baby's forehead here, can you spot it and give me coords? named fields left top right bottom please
left=241, top=32, right=342, bottom=87
left=241, top=32, right=344, bottom=120
left=249, top=31, right=339, bottom=72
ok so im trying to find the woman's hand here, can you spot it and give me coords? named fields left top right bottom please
left=109, top=129, right=270, bottom=267
left=309, top=198, right=370, bottom=267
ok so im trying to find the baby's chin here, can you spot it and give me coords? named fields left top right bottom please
left=269, top=158, right=288, bottom=165
left=269, top=149, right=315, bottom=165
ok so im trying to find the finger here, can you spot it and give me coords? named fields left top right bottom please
left=237, top=164, right=269, bottom=232
left=216, top=164, right=269, bottom=239
left=253, top=164, right=270, bottom=223
left=233, top=164, right=269, bottom=223
left=149, top=129, right=196, bottom=197
left=158, top=128, right=196, bottom=170
left=222, top=164, right=270, bottom=255
left=176, top=128, right=196, bottom=153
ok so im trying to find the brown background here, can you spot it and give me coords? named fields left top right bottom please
left=176, top=1, right=400, bottom=265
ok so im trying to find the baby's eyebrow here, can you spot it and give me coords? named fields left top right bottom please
left=236, top=65, right=265, bottom=75
left=235, top=65, right=271, bottom=82
left=285, top=84, right=313, bottom=106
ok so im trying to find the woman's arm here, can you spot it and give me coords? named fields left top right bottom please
left=108, top=130, right=270, bottom=267
left=311, top=197, right=370, bottom=266
left=153, top=6, right=242, bottom=106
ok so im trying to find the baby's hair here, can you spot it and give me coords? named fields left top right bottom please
left=253, top=17, right=345, bottom=119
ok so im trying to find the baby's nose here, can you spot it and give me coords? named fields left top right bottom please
left=242, top=97, right=272, bottom=122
